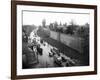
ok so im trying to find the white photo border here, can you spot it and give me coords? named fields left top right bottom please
left=17, top=5, right=95, bottom=76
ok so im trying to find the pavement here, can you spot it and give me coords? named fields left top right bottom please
left=34, top=43, right=56, bottom=68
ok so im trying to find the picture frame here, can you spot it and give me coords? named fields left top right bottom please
left=11, top=1, right=97, bottom=80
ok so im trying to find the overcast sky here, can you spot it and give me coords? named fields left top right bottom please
left=23, top=11, right=90, bottom=26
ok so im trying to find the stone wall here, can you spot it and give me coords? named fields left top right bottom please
left=50, top=31, right=84, bottom=53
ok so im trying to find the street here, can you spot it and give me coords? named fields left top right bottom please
left=24, top=27, right=79, bottom=68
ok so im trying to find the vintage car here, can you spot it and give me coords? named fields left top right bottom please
left=50, top=47, right=60, bottom=55
left=53, top=53, right=76, bottom=67
left=53, top=54, right=62, bottom=66
left=49, top=52, right=54, bottom=57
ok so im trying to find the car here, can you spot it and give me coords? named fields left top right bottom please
left=53, top=54, right=62, bottom=66
left=53, top=53, right=76, bottom=67
left=50, top=47, right=60, bottom=55
left=49, top=52, right=54, bottom=57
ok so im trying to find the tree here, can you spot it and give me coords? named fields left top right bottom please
left=54, top=21, right=58, bottom=27
left=63, top=23, right=67, bottom=27
left=70, top=19, right=78, bottom=31
left=65, top=25, right=74, bottom=35
left=54, top=21, right=58, bottom=31
left=70, top=19, right=74, bottom=26
left=77, top=23, right=89, bottom=38
left=49, top=23, right=54, bottom=30
left=77, top=26, right=85, bottom=37
left=59, top=22, right=62, bottom=26
left=42, top=19, right=46, bottom=28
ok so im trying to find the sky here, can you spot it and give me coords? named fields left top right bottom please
left=23, top=10, right=90, bottom=26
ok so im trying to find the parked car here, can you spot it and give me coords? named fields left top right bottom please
left=50, top=47, right=60, bottom=55
left=49, top=52, right=54, bottom=57
left=53, top=54, right=62, bottom=66
left=53, top=53, right=76, bottom=67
